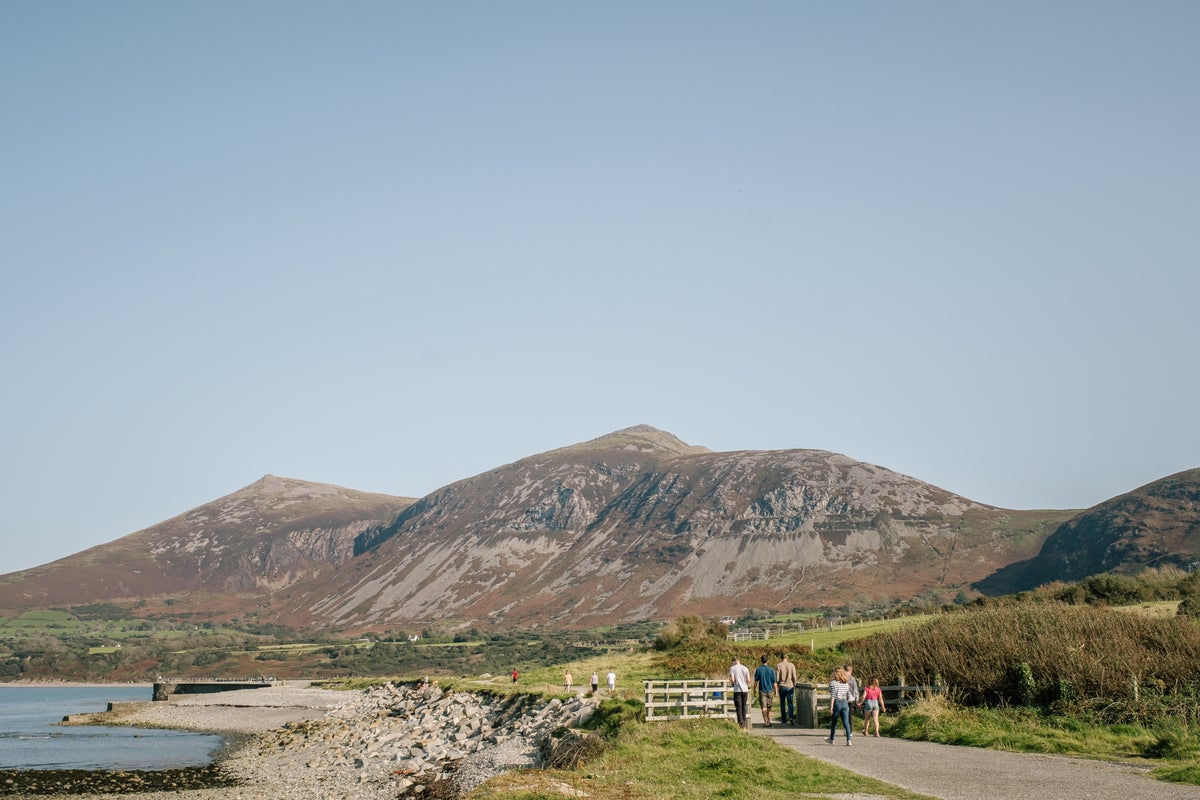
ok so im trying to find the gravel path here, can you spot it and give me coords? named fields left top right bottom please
left=751, top=724, right=1199, bottom=800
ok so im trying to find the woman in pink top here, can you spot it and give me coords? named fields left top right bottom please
left=861, top=677, right=886, bottom=736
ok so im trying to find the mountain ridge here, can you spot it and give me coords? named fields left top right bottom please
left=273, top=430, right=1054, bottom=630
left=976, top=468, right=1200, bottom=594
left=1, top=427, right=1194, bottom=632
left=0, top=476, right=415, bottom=611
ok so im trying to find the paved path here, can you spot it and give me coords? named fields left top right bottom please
left=750, top=724, right=1200, bottom=800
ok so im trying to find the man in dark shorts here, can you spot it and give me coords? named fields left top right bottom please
left=753, top=654, right=777, bottom=727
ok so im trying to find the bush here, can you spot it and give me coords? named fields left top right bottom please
left=1177, top=595, right=1200, bottom=619
left=843, top=603, right=1200, bottom=710
left=1011, top=662, right=1036, bottom=706
left=586, top=698, right=645, bottom=740
left=543, top=729, right=606, bottom=768
left=653, top=616, right=727, bottom=652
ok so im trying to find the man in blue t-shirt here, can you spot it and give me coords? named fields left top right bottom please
left=752, top=654, right=777, bottom=727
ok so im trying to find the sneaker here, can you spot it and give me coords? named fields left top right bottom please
left=846, top=740, right=852, bottom=746
left=825, top=737, right=834, bottom=744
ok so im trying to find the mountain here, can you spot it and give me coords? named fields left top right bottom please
left=0, top=476, right=415, bottom=614
left=16, top=426, right=1184, bottom=632
left=271, top=425, right=1066, bottom=630
left=976, top=468, right=1200, bottom=594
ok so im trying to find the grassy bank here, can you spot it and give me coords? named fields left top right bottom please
left=889, top=693, right=1200, bottom=785
left=469, top=718, right=934, bottom=800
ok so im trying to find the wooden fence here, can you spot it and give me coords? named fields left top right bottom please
left=643, top=679, right=737, bottom=722
left=644, top=679, right=943, bottom=727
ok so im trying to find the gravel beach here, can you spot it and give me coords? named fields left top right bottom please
left=7, top=682, right=355, bottom=800
left=8, top=681, right=599, bottom=800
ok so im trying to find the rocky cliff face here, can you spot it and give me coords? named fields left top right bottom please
left=0, top=476, right=414, bottom=609
left=280, top=426, right=1060, bottom=629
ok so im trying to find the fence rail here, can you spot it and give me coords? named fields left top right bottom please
left=643, top=679, right=737, bottom=722
left=644, top=679, right=944, bottom=727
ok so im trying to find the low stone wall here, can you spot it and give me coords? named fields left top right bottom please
left=154, top=681, right=274, bottom=700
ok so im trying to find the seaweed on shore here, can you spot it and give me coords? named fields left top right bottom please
left=0, top=764, right=238, bottom=795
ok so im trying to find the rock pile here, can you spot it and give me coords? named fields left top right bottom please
left=227, top=684, right=601, bottom=799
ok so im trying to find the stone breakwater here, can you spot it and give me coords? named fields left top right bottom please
left=234, top=683, right=600, bottom=798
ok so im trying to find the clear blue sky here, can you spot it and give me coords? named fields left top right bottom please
left=2, top=1, right=1197, bottom=575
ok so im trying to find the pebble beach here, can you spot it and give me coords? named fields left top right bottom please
left=6, top=681, right=600, bottom=800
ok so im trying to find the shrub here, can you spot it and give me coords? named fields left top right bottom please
left=843, top=603, right=1200, bottom=710
left=653, top=616, right=727, bottom=652
left=1177, top=595, right=1200, bottom=619
left=1011, top=662, right=1036, bottom=706
left=586, top=698, right=645, bottom=740
left=543, top=729, right=606, bottom=769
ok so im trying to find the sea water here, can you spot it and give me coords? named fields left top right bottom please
left=0, top=685, right=224, bottom=770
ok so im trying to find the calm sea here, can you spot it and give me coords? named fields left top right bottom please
left=0, top=686, right=224, bottom=771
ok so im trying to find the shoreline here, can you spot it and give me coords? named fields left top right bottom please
left=3, top=681, right=600, bottom=799
left=2, top=683, right=356, bottom=800
left=2, top=681, right=152, bottom=689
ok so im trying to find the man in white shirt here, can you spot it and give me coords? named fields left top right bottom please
left=728, top=656, right=752, bottom=730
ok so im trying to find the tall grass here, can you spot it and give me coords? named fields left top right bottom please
left=845, top=603, right=1200, bottom=722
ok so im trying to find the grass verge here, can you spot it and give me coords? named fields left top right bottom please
left=890, top=694, right=1200, bottom=785
left=469, top=717, right=935, bottom=800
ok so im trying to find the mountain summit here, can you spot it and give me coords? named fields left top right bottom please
left=275, top=430, right=1060, bottom=629
left=557, top=425, right=711, bottom=457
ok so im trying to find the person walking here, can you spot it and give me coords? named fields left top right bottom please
left=606, top=669, right=617, bottom=693
left=826, top=667, right=853, bottom=745
left=862, top=677, right=886, bottom=736
left=752, top=654, right=777, bottom=727
left=590, top=672, right=599, bottom=694
left=564, top=671, right=573, bottom=692
left=775, top=653, right=797, bottom=725
left=511, top=668, right=519, bottom=684
left=729, top=656, right=752, bottom=730
left=845, top=665, right=861, bottom=727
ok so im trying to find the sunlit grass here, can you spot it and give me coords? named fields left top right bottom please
left=470, top=718, right=934, bottom=800
left=462, top=650, right=659, bottom=698
left=1111, top=600, right=1181, bottom=617
left=890, top=694, right=1200, bottom=785
left=763, top=615, right=936, bottom=650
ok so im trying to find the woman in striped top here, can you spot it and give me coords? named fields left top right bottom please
left=826, top=667, right=853, bottom=745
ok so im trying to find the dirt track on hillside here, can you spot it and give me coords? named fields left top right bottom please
left=751, top=724, right=1199, bottom=800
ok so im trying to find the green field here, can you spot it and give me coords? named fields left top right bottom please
left=732, top=614, right=936, bottom=651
